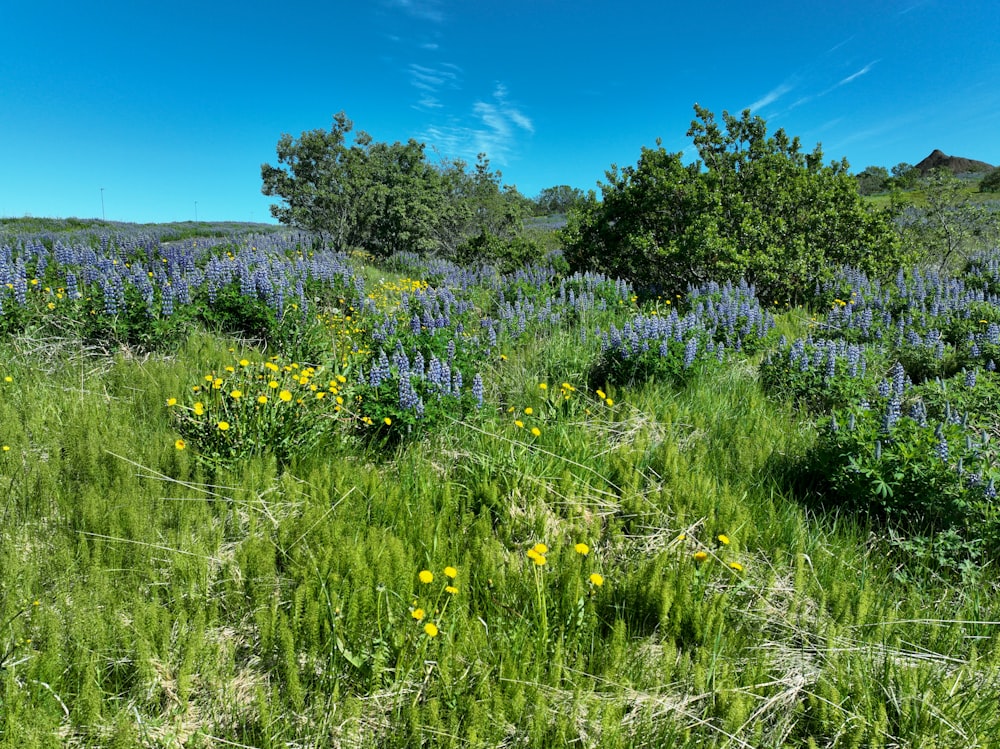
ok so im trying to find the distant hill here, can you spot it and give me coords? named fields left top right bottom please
left=915, top=149, right=995, bottom=176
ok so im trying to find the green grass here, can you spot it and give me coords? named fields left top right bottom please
left=2, top=269, right=1000, bottom=747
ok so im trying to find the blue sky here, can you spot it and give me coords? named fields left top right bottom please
left=2, top=0, right=998, bottom=223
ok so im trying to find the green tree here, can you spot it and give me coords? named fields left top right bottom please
left=261, top=112, right=444, bottom=257
left=561, top=105, right=905, bottom=302
left=433, top=154, right=529, bottom=263
left=901, top=167, right=999, bottom=270
left=980, top=167, right=1000, bottom=193
left=891, top=162, right=918, bottom=190
left=856, top=165, right=890, bottom=196
left=532, top=185, right=586, bottom=215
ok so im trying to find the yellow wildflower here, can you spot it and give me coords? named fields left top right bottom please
left=423, top=622, right=439, bottom=637
left=217, top=421, right=230, bottom=431
left=589, top=573, right=604, bottom=587
left=174, top=439, right=186, bottom=450
left=444, top=566, right=458, bottom=579
left=411, top=608, right=425, bottom=621
left=574, top=543, right=590, bottom=556
left=693, top=551, right=708, bottom=562
left=418, top=570, right=434, bottom=584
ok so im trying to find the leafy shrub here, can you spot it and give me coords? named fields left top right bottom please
left=170, top=355, right=347, bottom=468
left=801, top=388, right=1000, bottom=568
left=980, top=167, right=1000, bottom=193
left=759, top=337, right=882, bottom=412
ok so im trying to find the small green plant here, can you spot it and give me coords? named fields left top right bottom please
left=169, top=354, right=347, bottom=468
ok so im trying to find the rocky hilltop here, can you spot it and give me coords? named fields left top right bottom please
left=915, top=149, right=995, bottom=176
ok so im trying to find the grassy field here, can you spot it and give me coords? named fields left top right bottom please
left=2, top=222, right=1000, bottom=747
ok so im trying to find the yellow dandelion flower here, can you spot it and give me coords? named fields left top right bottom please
left=589, top=573, right=604, bottom=587
left=193, top=402, right=205, bottom=416
left=531, top=427, right=541, bottom=437
left=444, top=566, right=457, bottom=579
left=166, top=398, right=177, bottom=407
left=268, top=380, right=279, bottom=389
left=2, top=445, right=10, bottom=452
left=445, top=585, right=458, bottom=595
left=315, top=391, right=326, bottom=399
left=526, top=548, right=541, bottom=562
left=605, top=397, right=614, bottom=406
left=383, top=417, right=392, bottom=426
left=239, top=359, right=250, bottom=367
left=596, top=389, right=606, bottom=400
left=717, top=534, right=730, bottom=546
left=515, top=419, right=524, bottom=428
left=257, top=395, right=268, bottom=404
left=225, top=366, right=235, bottom=373
left=538, top=382, right=547, bottom=390
left=411, top=608, right=425, bottom=621
left=728, top=561, right=744, bottom=572
left=693, top=551, right=708, bottom=562
left=677, top=533, right=686, bottom=541
left=533, top=543, right=548, bottom=555
left=174, top=439, right=186, bottom=450
left=524, top=407, right=533, bottom=415
left=279, top=390, right=293, bottom=402
left=3, top=375, right=12, bottom=383
left=574, top=543, right=590, bottom=556
left=230, top=389, right=243, bottom=400
left=204, top=374, right=214, bottom=382
left=418, top=570, right=434, bottom=584
left=217, top=421, right=230, bottom=431
left=423, top=622, right=439, bottom=637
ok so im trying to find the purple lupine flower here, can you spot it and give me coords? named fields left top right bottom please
left=471, top=373, right=484, bottom=408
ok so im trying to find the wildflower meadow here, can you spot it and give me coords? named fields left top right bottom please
left=2, top=219, right=1000, bottom=747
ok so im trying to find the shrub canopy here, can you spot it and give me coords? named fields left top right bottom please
left=560, top=105, right=907, bottom=302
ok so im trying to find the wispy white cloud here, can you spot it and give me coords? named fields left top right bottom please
left=421, top=84, right=534, bottom=164
left=837, top=60, right=878, bottom=87
left=826, top=36, right=855, bottom=54
left=747, top=80, right=796, bottom=112
left=385, top=0, right=445, bottom=23
left=898, top=0, right=931, bottom=15
left=408, top=62, right=462, bottom=107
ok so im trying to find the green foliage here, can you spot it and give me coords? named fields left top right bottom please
left=980, top=166, right=1000, bottom=193
left=531, top=185, right=587, bottom=216
left=6, top=226, right=1000, bottom=747
left=261, top=112, right=445, bottom=257
left=891, top=161, right=918, bottom=189
left=454, top=230, right=542, bottom=272
left=561, top=105, right=907, bottom=302
left=856, top=165, right=891, bottom=196
left=169, top=355, right=344, bottom=469
left=804, top=401, right=1000, bottom=569
left=900, top=167, right=1000, bottom=271
left=262, top=117, right=528, bottom=260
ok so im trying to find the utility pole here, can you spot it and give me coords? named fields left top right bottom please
left=100, top=188, right=105, bottom=221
